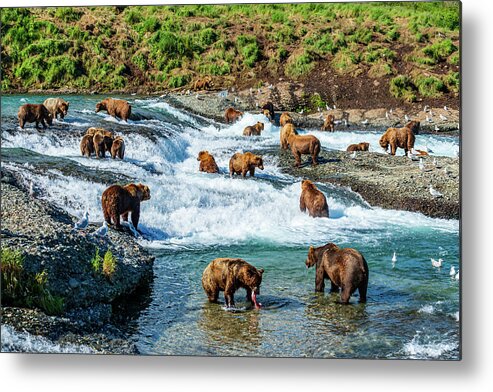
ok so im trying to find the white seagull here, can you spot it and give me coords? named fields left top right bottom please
left=404, top=114, right=410, bottom=122
left=426, top=115, right=433, bottom=123
left=450, top=266, right=456, bottom=277
left=423, top=105, right=429, bottom=112
left=440, top=114, right=448, bottom=121
left=333, top=104, right=337, bottom=110
left=455, top=270, right=460, bottom=280
left=389, top=108, right=393, bottom=114
left=350, top=151, right=357, bottom=159
left=433, top=158, right=438, bottom=167
left=385, top=111, right=389, bottom=119
left=326, top=103, right=331, bottom=111
left=431, top=258, right=443, bottom=268
left=29, top=180, right=34, bottom=198
left=429, top=185, right=443, bottom=198
left=434, top=125, right=440, bottom=132
left=419, top=157, right=425, bottom=171
left=93, top=221, right=108, bottom=237
left=299, top=108, right=304, bottom=114
left=72, top=211, right=89, bottom=232
left=392, top=252, right=397, bottom=263
left=361, top=119, right=369, bottom=125
left=444, top=105, right=448, bottom=111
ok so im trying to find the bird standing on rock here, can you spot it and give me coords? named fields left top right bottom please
left=72, top=211, right=89, bottom=232
left=405, top=114, right=410, bottom=122
left=435, top=125, right=440, bottom=132
left=429, top=185, right=443, bottom=198
left=93, top=221, right=108, bottom=237
left=440, top=114, right=448, bottom=121
left=419, top=158, right=425, bottom=171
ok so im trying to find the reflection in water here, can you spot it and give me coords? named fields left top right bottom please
left=199, top=302, right=262, bottom=354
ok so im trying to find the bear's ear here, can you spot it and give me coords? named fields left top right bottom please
left=258, top=268, right=264, bottom=275
left=309, top=245, right=314, bottom=253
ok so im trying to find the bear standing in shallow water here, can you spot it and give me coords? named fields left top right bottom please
left=96, top=98, right=131, bottom=122
left=305, top=243, right=369, bottom=304
left=101, top=183, right=150, bottom=231
left=300, top=180, right=329, bottom=218
left=18, top=104, right=53, bottom=129
left=202, top=258, right=264, bottom=309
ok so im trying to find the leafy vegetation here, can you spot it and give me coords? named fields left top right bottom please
left=102, top=250, right=117, bottom=277
left=1, top=248, right=65, bottom=315
left=1, top=2, right=459, bottom=102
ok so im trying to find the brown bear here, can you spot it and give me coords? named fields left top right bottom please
left=110, top=136, right=125, bottom=159
left=321, top=114, right=335, bottom=132
left=101, top=183, right=151, bottom=231
left=305, top=242, right=369, bottom=304
left=287, top=133, right=321, bottom=167
left=224, top=107, right=243, bottom=124
left=43, top=98, right=69, bottom=120
left=96, top=98, right=131, bottom=122
left=17, top=104, right=53, bottom=129
left=85, top=127, right=105, bottom=136
left=262, top=109, right=273, bottom=122
left=261, top=102, right=275, bottom=120
left=379, top=120, right=420, bottom=155
left=280, top=123, right=298, bottom=150
left=346, top=142, right=370, bottom=152
left=229, top=152, right=264, bottom=177
left=93, top=129, right=114, bottom=158
left=280, top=112, right=294, bottom=127
left=193, top=76, right=213, bottom=90
left=300, top=180, right=329, bottom=218
left=80, top=134, right=95, bottom=157
left=201, top=258, right=264, bottom=308
left=197, top=150, right=219, bottom=173
left=243, top=121, right=264, bottom=136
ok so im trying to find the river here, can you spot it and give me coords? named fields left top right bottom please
left=0, top=95, right=460, bottom=359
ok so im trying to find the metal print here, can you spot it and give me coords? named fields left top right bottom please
left=0, top=1, right=460, bottom=359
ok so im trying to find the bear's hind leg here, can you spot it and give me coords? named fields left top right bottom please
left=358, top=281, right=368, bottom=303
left=330, top=281, right=340, bottom=293
left=340, top=286, right=353, bottom=304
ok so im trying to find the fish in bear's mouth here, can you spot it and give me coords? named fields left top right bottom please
left=251, top=291, right=262, bottom=309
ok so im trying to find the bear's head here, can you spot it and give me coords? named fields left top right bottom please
left=256, top=122, right=265, bottom=132
left=406, top=120, right=420, bottom=135
left=305, top=243, right=339, bottom=268
left=379, top=135, right=389, bottom=151
left=254, top=155, right=264, bottom=170
left=60, top=101, right=69, bottom=116
left=301, top=179, right=316, bottom=191
left=360, top=142, right=370, bottom=151
left=326, top=114, right=335, bottom=123
left=239, top=265, right=264, bottom=295
left=138, top=184, right=151, bottom=201
left=197, top=150, right=209, bottom=161
left=95, top=101, right=106, bottom=113
left=262, top=109, right=272, bottom=120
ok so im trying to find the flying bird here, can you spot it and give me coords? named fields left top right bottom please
left=431, top=258, right=443, bottom=268
left=72, top=211, right=89, bottom=232
left=429, top=185, right=443, bottom=198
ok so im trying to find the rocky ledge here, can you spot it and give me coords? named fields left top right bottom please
left=1, top=168, right=154, bottom=353
left=277, top=149, right=459, bottom=220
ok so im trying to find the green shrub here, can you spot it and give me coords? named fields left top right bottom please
left=132, top=53, right=148, bottom=72
left=442, top=71, right=459, bottom=93
left=422, top=39, right=457, bottom=63
left=414, top=75, right=445, bottom=98
left=237, top=35, right=260, bottom=68
left=389, top=75, right=416, bottom=102
left=1, top=248, right=24, bottom=302
left=309, top=93, right=327, bottom=110
left=285, top=51, right=314, bottom=78
left=124, top=8, right=142, bottom=24
left=168, top=74, right=190, bottom=88
left=332, top=49, right=360, bottom=74
left=91, top=248, right=102, bottom=273
left=54, top=7, right=82, bottom=23
left=449, top=52, right=460, bottom=66
left=102, top=250, right=117, bottom=277
left=1, top=248, right=64, bottom=315
left=199, top=28, right=218, bottom=46
left=386, top=27, right=400, bottom=42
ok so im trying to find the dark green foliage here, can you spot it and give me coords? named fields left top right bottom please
left=422, top=39, right=458, bottom=63
left=1, top=248, right=65, bottom=315
left=389, top=75, right=417, bottom=102
left=54, top=7, right=83, bottom=23
left=285, top=51, right=314, bottom=78
left=414, top=75, right=445, bottom=98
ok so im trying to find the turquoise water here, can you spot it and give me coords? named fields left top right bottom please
left=1, top=95, right=460, bottom=358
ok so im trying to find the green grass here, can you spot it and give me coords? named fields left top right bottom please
left=91, top=247, right=102, bottom=273
left=414, top=75, right=445, bottom=98
left=389, top=75, right=417, bottom=102
left=1, top=248, right=65, bottom=315
left=0, top=3, right=460, bottom=98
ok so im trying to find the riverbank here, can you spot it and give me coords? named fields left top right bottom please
left=1, top=167, right=154, bottom=354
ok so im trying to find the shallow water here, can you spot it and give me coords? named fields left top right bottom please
left=0, top=95, right=460, bottom=359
